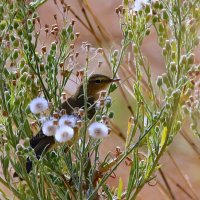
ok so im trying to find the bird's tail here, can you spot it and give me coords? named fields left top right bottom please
left=13, top=130, right=55, bottom=177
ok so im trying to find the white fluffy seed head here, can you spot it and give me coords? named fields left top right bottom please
left=55, top=125, right=74, bottom=143
left=133, top=0, right=148, bottom=11
left=42, top=120, right=57, bottom=136
left=29, top=97, right=48, bottom=114
left=58, top=115, right=77, bottom=127
left=88, top=122, right=109, bottom=139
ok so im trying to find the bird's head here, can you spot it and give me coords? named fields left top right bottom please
left=75, top=74, right=120, bottom=100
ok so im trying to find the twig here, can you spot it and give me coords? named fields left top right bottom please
left=181, top=130, right=200, bottom=159
left=159, top=168, right=176, bottom=200
left=167, top=151, right=199, bottom=200
left=167, top=175, right=196, bottom=200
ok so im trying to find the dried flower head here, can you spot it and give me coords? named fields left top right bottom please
left=42, top=120, right=57, bottom=136
left=29, top=97, right=48, bottom=114
left=55, top=125, right=74, bottom=142
left=58, top=115, right=77, bottom=127
left=88, top=122, right=109, bottom=139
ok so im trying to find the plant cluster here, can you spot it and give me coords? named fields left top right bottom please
left=0, top=0, right=200, bottom=199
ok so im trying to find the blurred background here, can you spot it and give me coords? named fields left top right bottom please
left=36, top=0, right=200, bottom=199
left=1, top=0, right=199, bottom=199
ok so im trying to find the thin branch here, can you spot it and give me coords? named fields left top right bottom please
left=167, top=151, right=199, bottom=200
left=159, top=168, right=176, bottom=200
left=167, top=176, right=196, bottom=200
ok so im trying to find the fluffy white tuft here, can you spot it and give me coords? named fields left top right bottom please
left=42, top=120, right=57, bottom=136
left=58, top=115, right=77, bottom=127
left=133, top=0, right=149, bottom=11
left=55, top=125, right=74, bottom=143
left=88, top=122, right=109, bottom=139
left=29, top=97, right=48, bottom=114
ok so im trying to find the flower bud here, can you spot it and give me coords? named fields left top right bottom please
left=152, top=15, right=158, bottom=24
left=128, top=30, right=133, bottom=39
left=108, top=111, right=114, bottom=119
left=133, top=44, right=138, bottom=54
left=145, top=28, right=150, bottom=36
left=156, top=76, right=163, bottom=87
left=113, top=50, right=118, bottom=57
left=146, top=13, right=152, bottom=22
left=158, top=23, right=164, bottom=33
left=145, top=3, right=150, bottom=14
left=180, top=55, right=187, bottom=65
left=165, top=40, right=171, bottom=51
left=12, top=49, right=19, bottom=59
left=162, top=9, right=168, bottom=20
left=162, top=73, right=170, bottom=87
left=153, top=1, right=159, bottom=9
left=158, top=37, right=165, bottom=47
left=0, top=20, right=6, bottom=30
left=159, top=2, right=163, bottom=9
left=16, top=144, right=24, bottom=152
left=13, top=20, right=19, bottom=29
left=26, top=75, right=32, bottom=85
left=155, top=126, right=159, bottom=133
left=96, top=115, right=101, bottom=122
left=171, top=51, right=176, bottom=60
left=165, top=103, right=171, bottom=109
left=24, top=138, right=30, bottom=148
left=13, top=39, right=19, bottom=47
left=17, top=28, right=23, bottom=36
left=20, top=72, right=29, bottom=83
left=187, top=53, right=195, bottom=65
left=172, top=89, right=181, bottom=99
left=51, top=42, right=57, bottom=51
left=132, top=13, right=137, bottom=21
left=170, top=62, right=176, bottom=72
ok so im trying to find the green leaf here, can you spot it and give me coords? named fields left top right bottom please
left=29, top=0, right=47, bottom=9
left=102, top=183, right=112, bottom=199
left=160, top=127, right=168, bottom=148
left=117, top=177, right=123, bottom=199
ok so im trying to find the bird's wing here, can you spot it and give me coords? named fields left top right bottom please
left=26, top=136, right=55, bottom=173
left=30, top=129, right=47, bottom=148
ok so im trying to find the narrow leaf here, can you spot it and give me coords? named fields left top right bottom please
left=117, top=177, right=123, bottom=199
left=160, top=127, right=168, bottom=148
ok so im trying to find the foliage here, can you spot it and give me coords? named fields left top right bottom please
left=0, top=0, right=200, bottom=199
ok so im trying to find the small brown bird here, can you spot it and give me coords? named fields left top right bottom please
left=25, top=74, right=120, bottom=173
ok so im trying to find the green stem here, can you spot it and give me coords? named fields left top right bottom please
left=79, top=54, right=89, bottom=199
left=175, top=0, right=182, bottom=85
left=88, top=108, right=164, bottom=200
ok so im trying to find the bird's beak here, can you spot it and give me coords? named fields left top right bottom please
left=110, top=78, right=120, bottom=82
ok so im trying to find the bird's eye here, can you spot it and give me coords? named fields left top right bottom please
left=95, top=80, right=101, bottom=84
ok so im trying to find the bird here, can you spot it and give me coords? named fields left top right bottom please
left=24, top=74, right=120, bottom=174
